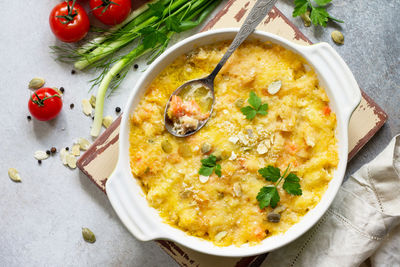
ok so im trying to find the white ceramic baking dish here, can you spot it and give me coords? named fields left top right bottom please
left=106, top=29, right=361, bottom=257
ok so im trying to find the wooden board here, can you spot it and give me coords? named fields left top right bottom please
left=77, top=1, right=388, bottom=266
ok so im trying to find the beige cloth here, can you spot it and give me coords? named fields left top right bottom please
left=262, top=135, right=400, bottom=267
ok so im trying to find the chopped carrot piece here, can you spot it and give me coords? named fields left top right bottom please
left=254, top=226, right=266, bottom=239
left=323, top=105, right=331, bottom=115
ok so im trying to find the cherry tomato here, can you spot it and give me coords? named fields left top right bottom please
left=90, top=0, right=131, bottom=26
left=49, top=0, right=90, bottom=43
left=28, top=88, right=63, bottom=121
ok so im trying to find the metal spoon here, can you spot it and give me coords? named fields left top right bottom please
left=164, top=0, right=278, bottom=137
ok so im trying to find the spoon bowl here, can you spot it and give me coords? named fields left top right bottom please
left=164, top=77, right=215, bottom=137
left=164, top=0, right=277, bottom=137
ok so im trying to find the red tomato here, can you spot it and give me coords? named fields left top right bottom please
left=90, top=0, right=131, bottom=26
left=28, top=88, right=63, bottom=121
left=49, top=0, right=90, bottom=42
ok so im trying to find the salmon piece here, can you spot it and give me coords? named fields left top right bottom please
left=182, top=100, right=201, bottom=116
left=168, top=95, right=184, bottom=118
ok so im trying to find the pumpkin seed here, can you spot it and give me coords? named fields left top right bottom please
left=78, top=138, right=91, bottom=151
left=213, top=149, right=230, bottom=161
left=81, top=99, right=92, bottom=116
left=82, top=228, right=96, bottom=243
left=34, top=150, right=49, bottom=160
left=28, top=77, right=45, bottom=89
left=235, top=98, right=244, bottom=108
left=273, top=205, right=287, bottom=214
left=213, top=150, right=222, bottom=161
left=102, top=116, right=113, bottom=128
left=331, top=30, right=344, bottom=45
left=200, top=142, right=212, bottom=154
left=8, top=168, right=21, bottom=182
left=89, top=95, right=96, bottom=108
left=267, top=212, right=281, bottom=223
left=267, top=80, right=282, bottom=95
left=161, top=140, right=173, bottom=153
left=300, top=10, right=311, bottom=27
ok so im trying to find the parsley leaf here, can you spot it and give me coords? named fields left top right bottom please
left=148, top=1, right=164, bottom=18
left=215, top=164, right=222, bottom=177
left=240, top=106, right=257, bottom=120
left=314, top=0, right=331, bottom=6
left=293, top=0, right=309, bottom=17
left=292, top=0, right=343, bottom=27
left=248, top=91, right=261, bottom=109
left=258, top=165, right=281, bottom=182
left=256, top=165, right=302, bottom=209
left=283, top=173, right=303, bottom=195
left=140, top=27, right=168, bottom=49
left=257, top=186, right=280, bottom=209
left=199, top=155, right=221, bottom=177
left=310, top=6, right=329, bottom=27
left=240, top=92, right=268, bottom=120
left=166, top=17, right=181, bottom=32
left=199, top=166, right=214, bottom=176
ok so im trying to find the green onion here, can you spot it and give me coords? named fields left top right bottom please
left=51, top=0, right=221, bottom=137
left=90, top=0, right=220, bottom=136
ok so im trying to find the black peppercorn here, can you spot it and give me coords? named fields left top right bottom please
left=134, top=64, right=139, bottom=69
left=60, top=87, right=65, bottom=93
left=27, top=115, right=32, bottom=121
left=71, top=70, right=76, bottom=74
left=46, top=150, right=51, bottom=155
left=70, top=103, right=74, bottom=109
left=65, top=147, right=69, bottom=151
left=115, top=107, right=121, bottom=113
left=38, top=160, right=42, bottom=164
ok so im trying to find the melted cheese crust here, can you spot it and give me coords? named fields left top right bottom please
left=129, top=41, right=338, bottom=246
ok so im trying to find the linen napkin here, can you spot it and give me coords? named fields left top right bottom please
left=261, top=135, right=400, bottom=267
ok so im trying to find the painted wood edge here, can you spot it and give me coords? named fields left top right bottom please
left=348, top=91, right=388, bottom=160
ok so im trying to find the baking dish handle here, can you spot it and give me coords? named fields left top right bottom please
left=301, top=42, right=361, bottom=119
left=106, top=168, right=159, bottom=241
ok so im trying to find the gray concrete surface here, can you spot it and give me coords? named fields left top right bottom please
left=0, top=0, right=398, bottom=266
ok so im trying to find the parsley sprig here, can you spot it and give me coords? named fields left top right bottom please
left=240, top=92, right=268, bottom=120
left=293, top=0, right=343, bottom=27
left=199, top=155, right=222, bottom=177
left=256, top=165, right=302, bottom=209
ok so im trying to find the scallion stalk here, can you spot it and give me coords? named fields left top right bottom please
left=90, top=0, right=221, bottom=136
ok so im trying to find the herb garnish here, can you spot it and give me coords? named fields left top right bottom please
left=256, top=165, right=302, bottom=209
left=240, top=92, right=268, bottom=120
left=292, top=0, right=343, bottom=27
left=199, top=155, right=221, bottom=177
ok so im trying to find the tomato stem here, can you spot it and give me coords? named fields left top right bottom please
left=92, top=0, right=120, bottom=15
left=56, top=0, right=78, bottom=24
left=30, top=92, right=61, bottom=107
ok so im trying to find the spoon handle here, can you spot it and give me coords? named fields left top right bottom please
left=207, top=0, right=277, bottom=82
